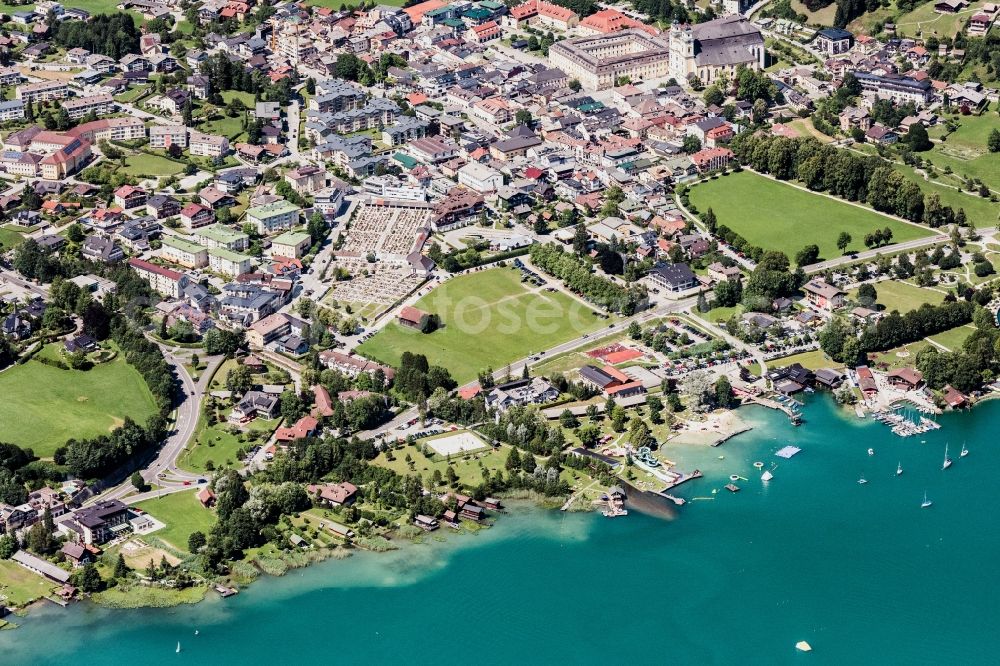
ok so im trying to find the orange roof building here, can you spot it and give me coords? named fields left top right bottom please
left=507, top=0, right=580, bottom=29
left=579, top=8, right=658, bottom=35
left=404, top=0, right=446, bottom=24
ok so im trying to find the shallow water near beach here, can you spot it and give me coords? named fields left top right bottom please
left=3, top=395, right=999, bottom=664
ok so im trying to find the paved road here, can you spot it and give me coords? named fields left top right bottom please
left=98, top=349, right=225, bottom=503
left=805, top=235, right=948, bottom=274
left=0, top=268, right=48, bottom=298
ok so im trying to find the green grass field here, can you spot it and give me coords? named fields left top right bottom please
left=119, top=153, right=185, bottom=178
left=357, top=267, right=609, bottom=384
left=374, top=441, right=513, bottom=490
left=197, top=114, right=246, bottom=141
left=0, top=559, right=57, bottom=607
left=179, top=414, right=278, bottom=473
left=895, top=0, right=987, bottom=38
left=893, top=162, right=999, bottom=228
left=927, top=324, right=974, bottom=352
left=850, top=280, right=945, bottom=313
left=0, top=344, right=158, bottom=456
left=688, top=171, right=932, bottom=259
left=790, top=0, right=837, bottom=24
left=925, top=106, right=1000, bottom=193
left=771, top=349, right=843, bottom=371
left=0, top=224, right=28, bottom=250
left=134, top=490, right=217, bottom=553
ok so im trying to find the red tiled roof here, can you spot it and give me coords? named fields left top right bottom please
left=129, top=258, right=183, bottom=281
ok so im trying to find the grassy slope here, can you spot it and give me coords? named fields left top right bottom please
left=892, top=162, right=999, bottom=228
left=134, top=490, right=217, bottom=553
left=688, top=171, right=931, bottom=259
left=894, top=0, right=987, bottom=38
left=925, top=106, right=1000, bottom=192
left=357, top=267, right=608, bottom=384
left=0, top=344, right=158, bottom=456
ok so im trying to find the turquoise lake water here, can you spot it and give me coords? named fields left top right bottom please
left=3, top=395, right=1000, bottom=664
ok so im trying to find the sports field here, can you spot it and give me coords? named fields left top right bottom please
left=688, top=171, right=933, bottom=259
left=426, top=431, right=489, bottom=457
left=357, top=267, right=608, bottom=383
left=0, top=344, right=158, bottom=456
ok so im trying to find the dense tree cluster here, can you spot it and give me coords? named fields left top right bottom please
left=426, top=241, right=530, bottom=273
left=201, top=470, right=311, bottom=568
left=53, top=13, right=140, bottom=60
left=916, top=306, right=1000, bottom=392
left=394, top=352, right=455, bottom=403
left=820, top=298, right=977, bottom=367
left=529, top=243, right=646, bottom=314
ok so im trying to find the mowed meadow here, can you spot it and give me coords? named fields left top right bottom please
left=357, top=267, right=609, bottom=384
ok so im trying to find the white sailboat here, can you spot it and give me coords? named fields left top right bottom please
left=868, top=448, right=875, bottom=456
left=896, top=462, right=903, bottom=476
left=960, top=442, right=969, bottom=458
left=921, top=492, right=933, bottom=509
left=942, top=444, right=953, bottom=470
left=761, top=470, right=773, bottom=482
left=176, top=642, right=181, bottom=653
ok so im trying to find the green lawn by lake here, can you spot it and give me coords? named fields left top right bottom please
left=0, top=344, right=158, bottom=457
left=771, top=349, right=843, bottom=371
left=357, top=267, right=609, bottom=384
left=0, top=559, right=56, bottom=607
left=134, top=490, right=217, bottom=553
left=687, top=171, right=933, bottom=260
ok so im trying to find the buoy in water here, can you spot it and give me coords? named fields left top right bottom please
left=753, top=461, right=764, bottom=469
left=729, top=474, right=740, bottom=482
left=796, top=641, right=812, bottom=652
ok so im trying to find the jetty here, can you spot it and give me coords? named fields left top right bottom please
left=655, top=492, right=687, bottom=506
left=871, top=407, right=942, bottom=437
left=215, top=585, right=238, bottom=598
left=740, top=392, right=802, bottom=424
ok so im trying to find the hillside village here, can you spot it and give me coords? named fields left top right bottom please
left=0, top=0, right=997, bottom=617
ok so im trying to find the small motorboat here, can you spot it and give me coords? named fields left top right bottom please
left=796, top=641, right=812, bottom=652
left=858, top=475, right=868, bottom=485
left=867, top=448, right=875, bottom=456
left=896, top=462, right=903, bottom=476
